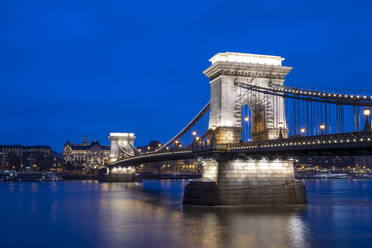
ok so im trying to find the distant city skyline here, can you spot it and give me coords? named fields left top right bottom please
left=2, top=0, right=372, bottom=151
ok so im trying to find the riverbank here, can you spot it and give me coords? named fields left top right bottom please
left=0, top=171, right=62, bottom=182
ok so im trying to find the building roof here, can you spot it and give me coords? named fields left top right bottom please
left=0, top=145, right=52, bottom=149
left=66, top=140, right=109, bottom=151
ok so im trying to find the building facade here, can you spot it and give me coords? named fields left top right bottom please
left=62, top=136, right=110, bottom=169
left=0, top=145, right=61, bottom=171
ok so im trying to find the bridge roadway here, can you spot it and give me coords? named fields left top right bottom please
left=109, top=131, right=372, bottom=168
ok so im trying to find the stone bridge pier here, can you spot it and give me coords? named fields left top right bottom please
left=184, top=52, right=306, bottom=205
left=183, top=157, right=306, bottom=205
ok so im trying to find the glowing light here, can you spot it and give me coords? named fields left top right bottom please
left=209, top=52, right=284, bottom=66
left=192, top=131, right=197, bottom=136
left=300, top=128, right=305, bottom=134
left=363, top=108, right=371, bottom=117
left=109, top=132, right=135, bottom=137
left=278, top=121, right=284, bottom=129
left=244, top=116, right=249, bottom=122
left=320, top=124, right=325, bottom=130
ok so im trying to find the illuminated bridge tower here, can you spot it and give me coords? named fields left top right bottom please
left=184, top=52, right=306, bottom=205
left=109, top=133, right=135, bottom=162
left=205, top=52, right=291, bottom=143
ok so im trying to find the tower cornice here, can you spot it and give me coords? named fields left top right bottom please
left=203, top=61, right=292, bottom=81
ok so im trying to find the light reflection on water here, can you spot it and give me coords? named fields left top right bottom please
left=0, top=179, right=371, bottom=248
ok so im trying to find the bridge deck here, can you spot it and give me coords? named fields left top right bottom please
left=229, top=131, right=372, bottom=157
left=110, top=131, right=372, bottom=167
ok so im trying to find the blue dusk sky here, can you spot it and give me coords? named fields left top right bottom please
left=1, top=0, right=372, bottom=152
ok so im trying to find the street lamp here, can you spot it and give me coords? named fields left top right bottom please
left=300, top=128, right=305, bottom=136
left=243, top=116, right=250, bottom=141
left=364, top=108, right=371, bottom=131
left=320, top=124, right=325, bottom=135
left=192, top=131, right=197, bottom=136
left=278, top=121, right=284, bottom=139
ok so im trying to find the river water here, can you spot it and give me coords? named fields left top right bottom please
left=0, top=179, right=371, bottom=248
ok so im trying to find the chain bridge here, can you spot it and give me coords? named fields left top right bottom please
left=105, top=52, right=372, bottom=205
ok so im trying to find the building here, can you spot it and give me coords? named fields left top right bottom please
left=295, top=155, right=372, bottom=174
left=62, top=136, right=110, bottom=169
left=0, top=145, right=61, bottom=171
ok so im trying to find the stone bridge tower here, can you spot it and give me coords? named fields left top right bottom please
left=183, top=52, right=306, bottom=206
left=204, top=52, right=292, bottom=143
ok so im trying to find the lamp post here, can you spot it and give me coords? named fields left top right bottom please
left=278, top=121, right=284, bottom=139
left=363, top=108, right=371, bottom=131
left=192, top=131, right=197, bottom=145
left=320, top=124, right=325, bottom=135
left=244, top=116, right=249, bottom=141
left=300, top=128, right=305, bottom=136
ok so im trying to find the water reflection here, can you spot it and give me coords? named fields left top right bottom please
left=182, top=205, right=309, bottom=248
left=1, top=179, right=372, bottom=248
left=95, top=180, right=310, bottom=248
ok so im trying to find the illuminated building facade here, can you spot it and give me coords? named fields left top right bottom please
left=295, top=155, right=372, bottom=173
left=62, top=136, right=110, bottom=169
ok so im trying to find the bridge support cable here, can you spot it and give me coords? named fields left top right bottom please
left=285, top=97, right=289, bottom=133
left=353, top=105, right=356, bottom=132
left=117, top=144, right=135, bottom=157
left=324, top=102, right=326, bottom=134
left=310, top=100, right=313, bottom=135
left=128, top=142, right=144, bottom=156
left=235, top=81, right=372, bottom=107
left=293, top=99, right=297, bottom=135
left=329, top=103, right=332, bottom=134
left=233, top=80, right=372, bottom=138
left=306, top=100, right=309, bottom=135
left=358, top=106, right=361, bottom=131
left=337, top=104, right=341, bottom=133
left=155, top=102, right=210, bottom=152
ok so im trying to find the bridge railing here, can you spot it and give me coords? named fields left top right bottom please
left=230, top=131, right=372, bottom=150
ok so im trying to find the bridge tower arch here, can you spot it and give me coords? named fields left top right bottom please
left=204, top=52, right=291, bottom=143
